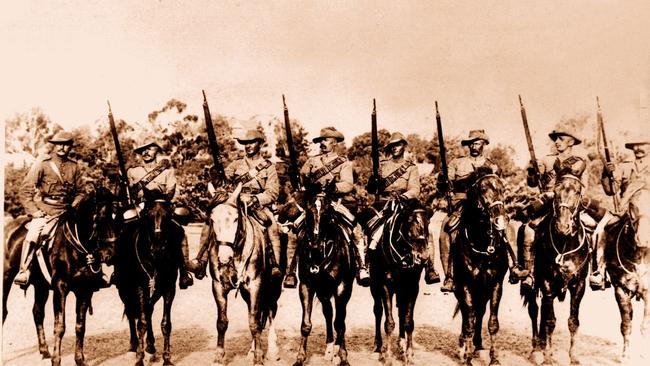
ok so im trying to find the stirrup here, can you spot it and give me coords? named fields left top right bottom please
left=440, top=277, right=454, bottom=293
left=283, top=272, right=297, bottom=288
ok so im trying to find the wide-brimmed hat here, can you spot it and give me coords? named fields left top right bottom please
left=48, top=131, right=74, bottom=144
left=384, top=132, right=408, bottom=150
left=236, top=129, right=266, bottom=144
left=624, top=134, right=650, bottom=149
left=548, top=128, right=582, bottom=145
left=461, top=130, right=490, bottom=146
left=133, top=138, right=163, bottom=154
left=312, top=127, right=344, bottom=143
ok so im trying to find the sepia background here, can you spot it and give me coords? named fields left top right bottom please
left=3, top=1, right=650, bottom=365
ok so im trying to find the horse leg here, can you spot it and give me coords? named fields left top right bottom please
left=33, top=282, right=51, bottom=358
left=488, top=282, right=504, bottom=366
left=320, top=295, right=335, bottom=361
left=458, top=287, right=475, bottom=366
left=294, top=282, right=314, bottom=366
left=370, top=283, right=384, bottom=358
left=134, top=289, right=148, bottom=366
left=472, top=298, right=485, bottom=353
left=614, top=285, right=633, bottom=361
left=211, top=278, right=228, bottom=366
left=247, top=281, right=264, bottom=366
left=2, top=260, right=18, bottom=324
left=161, top=289, right=176, bottom=366
left=144, top=301, right=156, bottom=360
left=641, top=286, right=650, bottom=337
left=266, top=310, right=280, bottom=362
left=401, top=286, right=418, bottom=366
left=51, top=280, right=68, bottom=366
left=568, top=280, right=586, bottom=365
left=526, top=292, right=541, bottom=358
left=540, top=294, right=556, bottom=365
left=72, top=291, right=91, bottom=366
left=382, top=286, right=395, bottom=365
left=334, top=281, right=352, bottom=366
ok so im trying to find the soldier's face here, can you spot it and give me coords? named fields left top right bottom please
left=554, top=135, right=574, bottom=153
left=319, top=137, right=337, bottom=153
left=54, top=143, right=72, bottom=157
left=390, top=142, right=406, bottom=158
left=468, top=140, right=485, bottom=157
left=244, top=140, right=261, bottom=157
left=633, top=143, right=648, bottom=159
left=141, top=146, right=159, bottom=163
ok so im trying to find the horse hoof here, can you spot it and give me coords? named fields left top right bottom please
left=324, top=342, right=335, bottom=361
left=339, top=360, right=350, bottom=366
left=569, top=358, right=580, bottom=365
left=370, top=351, right=380, bottom=360
left=40, top=350, right=51, bottom=359
left=530, top=351, right=544, bottom=365
left=163, top=359, right=174, bottom=366
left=145, top=351, right=156, bottom=364
left=489, top=358, right=501, bottom=366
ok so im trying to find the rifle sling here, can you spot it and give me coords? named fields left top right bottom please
left=134, top=161, right=169, bottom=188
left=311, top=156, right=346, bottom=182
left=234, top=160, right=272, bottom=186
left=380, top=161, right=414, bottom=191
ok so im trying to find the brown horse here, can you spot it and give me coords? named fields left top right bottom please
left=602, top=187, right=650, bottom=360
left=369, top=198, right=429, bottom=365
left=115, top=189, right=185, bottom=366
left=452, top=171, right=510, bottom=366
left=3, top=187, right=118, bottom=366
left=208, top=185, right=283, bottom=366
left=524, top=175, right=591, bottom=365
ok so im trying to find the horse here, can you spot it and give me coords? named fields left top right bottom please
left=523, top=174, right=591, bottom=365
left=208, top=184, right=283, bottom=366
left=3, top=186, right=118, bottom=366
left=451, top=171, right=510, bottom=366
left=602, top=186, right=650, bottom=360
left=289, top=192, right=356, bottom=366
left=115, top=189, right=185, bottom=366
left=368, top=198, right=429, bottom=365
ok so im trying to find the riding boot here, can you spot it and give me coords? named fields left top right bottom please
left=424, top=238, right=440, bottom=284
left=504, top=238, right=524, bottom=284
left=589, top=212, right=613, bottom=291
left=439, top=229, right=455, bottom=293
left=178, top=235, right=194, bottom=290
left=267, top=220, right=283, bottom=279
left=191, top=223, right=212, bottom=280
left=519, top=224, right=536, bottom=290
left=283, top=233, right=298, bottom=288
left=353, top=225, right=370, bottom=287
left=14, top=240, right=35, bottom=289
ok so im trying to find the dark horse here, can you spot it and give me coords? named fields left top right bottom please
left=3, top=187, right=118, bottom=366
left=115, top=189, right=184, bottom=366
left=523, top=175, right=591, bottom=365
left=290, top=192, right=356, bottom=366
left=208, top=184, right=283, bottom=366
left=452, top=171, right=510, bottom=366
left=601, top=186, right=650, bottom=360
left=368, top=198, right=429, bottom=365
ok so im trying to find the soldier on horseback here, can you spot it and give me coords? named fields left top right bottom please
left=518, top=128, right=595, bottom=289
left=590, top=136, right=650, bottom=289
left=126, top=138, right=195, bottom=289
left=191, top=129, right=283, bottom=279
left=366, top=132, right=440, bottom=284
left=283, top=127, right=371, bottom=288
left=14, top=131, right=109, bottom=288
left=439, top=130, right=524, bottom=293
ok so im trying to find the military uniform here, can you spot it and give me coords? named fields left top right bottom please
left=127, top=161, right=177, bottom=201
left=14, top=131, right=86, bottom=287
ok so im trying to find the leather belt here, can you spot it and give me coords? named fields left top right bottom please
left=240, top=187, right=261, bottom=194
left=43, top=196, right=68, bottom=205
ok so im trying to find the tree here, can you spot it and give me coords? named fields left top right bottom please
left=4, top=108, right=63, bottom=157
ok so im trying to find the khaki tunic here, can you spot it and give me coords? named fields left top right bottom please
left=537, top=153, right=588, bottom=192
left=225, top=156, right=279, bottom=207
left=301, top=152, right=354, bottom=195
left=380, top=158, right=420, bottom=200
left=127, top=160, right=177, bottom=200
left=448, top=155, right=499, bottom=201
left=19, top=155, right=84, bottom=216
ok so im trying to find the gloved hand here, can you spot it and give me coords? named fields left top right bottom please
left=366, top=175, right=380, bottom=195
left=323, top=180, right=337, bottom=195
left=436, top=177, right=450, bottom=193
left=603, top=162, right=616, bottom=177
left=304, top=178, right=322, bottom=196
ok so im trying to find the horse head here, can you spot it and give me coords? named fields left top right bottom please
left=74, top=186, right=119, bottom=266
left=469, top=168, right=508, bottom=234
left=552, top=175, right=583, bottom=236
left=142, top=188, right=173, bottom=247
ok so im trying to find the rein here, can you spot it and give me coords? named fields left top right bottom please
left=547, top=217, right=590, bottom=275
left=384, top=200, right=419, bottom=268
left=134, top=230, right=157, bottom=298
left=615, top=220, right=638, bottom=276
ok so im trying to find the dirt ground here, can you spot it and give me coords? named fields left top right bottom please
left=2, top=219, right=649, bottom=366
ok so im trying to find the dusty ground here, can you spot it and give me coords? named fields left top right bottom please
left=2, top=219, right=649, bottom=366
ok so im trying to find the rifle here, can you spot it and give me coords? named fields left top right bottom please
left=368, top=98, right=381, bottom=196
left=597, top=97, right=620, bottom=211
left=107, top=101, right=134, bottom=206
left=202, top=90, right=226, bottom=181
left=282, top=94, right=301, bottom=190
left=519, top=95, right=541, bottom=188
left=435, top=101, right=452, bottom=207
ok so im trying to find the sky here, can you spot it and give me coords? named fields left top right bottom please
left=2, top=0, right=649, bottom=165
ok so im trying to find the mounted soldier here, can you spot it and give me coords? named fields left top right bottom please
left=518, top=128, right=592, bottom=289
left=126, top=138, right=195, bottom=289
left=439, top=130, right=524, bottom=293
left=283, top=127, right=371, bottom=287
left=590, top=136, right=650, bottom=289
left=191, top=129, right=283, bottom=279
left=14, top=131, right=111, bottom=288
left=366, top=132, right=440, bottom=283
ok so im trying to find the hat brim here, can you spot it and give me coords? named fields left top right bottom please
left=48, top=139, right=73, bottom=145
left=236, top=137, right=265, bottom=144
left=461, top=138, right=489, bottom=146
left=548, top=132, right=582, bottom=145
left=134, top=142, right=162, bottom=154
left=625, top=141, right=650, bottom=149
left=313, top=136, right=344, bottom=143
left=383, top=139, right=407, bottom=150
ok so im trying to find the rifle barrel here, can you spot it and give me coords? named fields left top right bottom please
left=202, top=90, right=225, bottom=179
left=282, top=94, right=300, bottom=189
left=596, top=97, right=619, bottom=211
left=107, top=101, right=132, bottom=204
left=371, top=99, right=379, bottom=180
